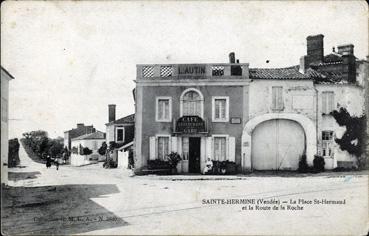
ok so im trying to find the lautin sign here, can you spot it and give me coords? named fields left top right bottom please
left=176, top=116, right=206, bottom=134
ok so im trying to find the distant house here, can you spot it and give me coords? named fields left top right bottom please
left=64, top=123, right=96, bottom=150
left=105, top=104, right=135, bottom=168
left=70, top=131, right=106, bottom=166
left=1, top=66, right=14, bottom=185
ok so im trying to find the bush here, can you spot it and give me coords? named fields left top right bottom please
left=166, top=152, right=181, bottom=168
left=82, top=147, right=93, bottom=156
left=298, top=154, right=310, bottom=173
left=313, top=155, right=325, bottom=172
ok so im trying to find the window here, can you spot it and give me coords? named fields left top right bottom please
left=157, top=136, right=170, bottom=160
left=322, top=131, right=334, bottom=157
left=212, top=97, right=229, bottom=122
left=116, top=127, right=125, bottom=142
left=182, top=137, right=189, bottom=160
left=322, top=91, right=335, bottom=114
left=181, top=89, right=203, bottom=117
left=272, top=86, right=283, bottom=110
left=156, top=97, right=172, bottom=122
left=213, top=136, right=227, bottom=161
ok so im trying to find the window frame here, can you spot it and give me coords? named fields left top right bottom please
left=180, top=88, right=204, bottom=118
left=155, top=134, right=171, bottom=160
left=271, top=86, right=284, bottom=110
left=322, top=130, right=334, bottom=157
left=322, top=91, right=335, bottom=114
left=155, top=96, right=172, bottom=122
left=212, top=134, right=229, bottom=161
left=212, top=96, right=230, bottom=122
left=115, top=126, right=125, bottom=143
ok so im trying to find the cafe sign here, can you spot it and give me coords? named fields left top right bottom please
left=178, top=64, right=206, bottom=75
left=175, top=116, right=206, bottom=134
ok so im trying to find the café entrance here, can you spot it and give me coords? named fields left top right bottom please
left=188, top=137, right=201, bottom=173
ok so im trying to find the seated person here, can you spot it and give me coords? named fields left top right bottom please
left=203, top=158, right=213, bottom=175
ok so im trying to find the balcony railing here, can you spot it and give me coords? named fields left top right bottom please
left=137, top=63, right=249, bottom=79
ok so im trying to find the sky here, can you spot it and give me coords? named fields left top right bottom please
left=1, top=0, right=368, bottom=139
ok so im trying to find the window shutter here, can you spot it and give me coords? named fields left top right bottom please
left=322, top=93, right=327, bottom=114
left=171, top=136, right=177, bottom=153
left=272, top=87, right=277, bottom=109
left=278, top=88, right=283, bottom=109
left=206, top=137, right=213, bottom=160
left=149, top=136, right=156, bottom=160
left=228, top=137, right=236, bottom=162
left=329, top=93, right=334, bottom=112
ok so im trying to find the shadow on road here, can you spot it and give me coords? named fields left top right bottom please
left=8, top=171, right=41, bottom=181
left=2, top=184, right=127, bottom=235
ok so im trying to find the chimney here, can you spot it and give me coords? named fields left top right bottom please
left=337, top=44, right=354, bottom=55
left=229, top=52, right=235, bottom=63
left=77, top=123, right=84, bottom=129
left=306, top=34, right=324, bottom=65
left=108, top=104, right=116, bottom=122
left=342, top=54, right=356, bottom=83
left=299, top=56, right=308, bottom=74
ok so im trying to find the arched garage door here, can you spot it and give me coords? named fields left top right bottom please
left=252, top=119, right=305, bottom=170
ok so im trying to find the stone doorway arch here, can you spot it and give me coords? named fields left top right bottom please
left=241, top=113, right=316, bottom=172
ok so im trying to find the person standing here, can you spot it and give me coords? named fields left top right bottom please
left=55, top=158, right=59, bottom=171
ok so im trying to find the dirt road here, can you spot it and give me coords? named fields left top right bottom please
left=2, top=144, right=368, bottom=235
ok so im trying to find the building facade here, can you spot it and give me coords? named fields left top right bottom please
left=134, top=34, right=368, bottom=173
left=134, top=57, right=250, bottom=173
left=64, top=123, right=96, bottom=150
left=70, top=131, right=106, bottom=166
left=1, top=67, right=14, bottom=185
left=105, top=104, right=135, bottom=168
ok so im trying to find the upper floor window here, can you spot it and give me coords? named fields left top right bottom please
left=322, top=91, right=335, bottom=114
left=212, top=96, right=229, bottom=122
left=156, top=97, right=172, bottom=122
left=180, top=89, right=204, bottom=118
left=116, top=127, right=125, bottom=142
left=272, top=86, right=283, bottom=110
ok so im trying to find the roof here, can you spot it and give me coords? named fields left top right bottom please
left=72, top=131, right=106, bottom=141
left=323, top=53, right=343, bottom=63
left=1, top=66, right=15, bottom=80
left=249, top=67, right=311, bottom=80
left=106, top=114, right=135, bottom=126
left=305, top=68, right=348, bottom=84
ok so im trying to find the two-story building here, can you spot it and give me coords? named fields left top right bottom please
left=133, top=34, right=368, bottom=174
left=1, top=66, right=15, bottom=185
left=134, top=55, right=250, bottom=173
left=105, top=104, right=135, bottom=168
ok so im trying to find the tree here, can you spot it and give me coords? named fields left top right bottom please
left=82, top=147, right=93, bottom=156
left=331, top=107, right=367, bottom=168
left=98, top=142, right=108, bottom=156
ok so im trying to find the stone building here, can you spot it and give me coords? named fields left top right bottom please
left=133, top=34, right=368, bottom=173
left=1, top=66, right=14, bottom=185
left=105, top=104, right=135, bottom=168
left=64, top=123, right=96, bottom=150
left=134, top=55, right=250, bottom=173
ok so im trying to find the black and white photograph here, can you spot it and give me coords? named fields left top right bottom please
left=1, top=0, right=368, bottom=235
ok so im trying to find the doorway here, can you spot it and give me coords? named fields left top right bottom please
left=188, top=137, right=201, bottom=173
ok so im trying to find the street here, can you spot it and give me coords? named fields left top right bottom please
left=1, top=144, right=368, bottom=235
